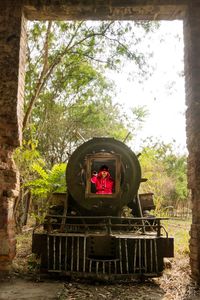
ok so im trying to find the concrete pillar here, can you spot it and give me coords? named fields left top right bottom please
left=0, top=1, right=26, bottom=272
left=184, top=1, right=200, bottom=282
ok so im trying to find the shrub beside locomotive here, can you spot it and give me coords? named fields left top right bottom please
left=32, top=137, right=173, bottom=279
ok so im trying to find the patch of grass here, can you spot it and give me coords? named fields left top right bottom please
left=13, top=230, right=33, bottom=274
left=162, top=218, right=191, bottom=256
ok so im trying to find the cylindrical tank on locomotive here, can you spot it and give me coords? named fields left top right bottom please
left=66, top=137, right=142, bottom=216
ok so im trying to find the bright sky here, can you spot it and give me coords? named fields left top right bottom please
left=109, top=21, right=186, bottom=154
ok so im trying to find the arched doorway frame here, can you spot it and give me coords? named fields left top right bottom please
left=1, top=0, right=199, bottom=281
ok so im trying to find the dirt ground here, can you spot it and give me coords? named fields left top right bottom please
left=0, top=277, right=164, bottom=300
left=0, top=260, right=200, bottom=300
left=0, top=231, right=200, bottom=300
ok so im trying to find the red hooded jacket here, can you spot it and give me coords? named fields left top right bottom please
left=91, top=170, right=114, bottom=194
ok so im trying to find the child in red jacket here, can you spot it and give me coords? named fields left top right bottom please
left=91, top=165, right=115, bottom=194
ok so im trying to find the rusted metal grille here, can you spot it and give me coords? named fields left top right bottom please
left=46, top=234, right=159, bottom=276
left=47, top=234, right=87, bottom=273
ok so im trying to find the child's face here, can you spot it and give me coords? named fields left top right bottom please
left=101, top=170, right=108, bottom=178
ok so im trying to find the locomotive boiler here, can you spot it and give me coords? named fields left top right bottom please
left=32, top=137, right=173, bottom=279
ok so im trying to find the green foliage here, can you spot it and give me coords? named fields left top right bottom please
left=14, top=138, right=45, bottom=184
left=24, top=20, right=157, bottom=165
left=26, top=163, right=66, bottom=198
left=27, top=253, right=41, bottom=273
left=19, top=20, right=160, bottom=223
left=139, top=139, right=188, bottom=211
left=25, top=161, right=66, bottom=225
left=14, top=140, right=66, bottom=225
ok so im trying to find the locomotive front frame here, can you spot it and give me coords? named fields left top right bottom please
left=32, top=137, right=174, bottom=280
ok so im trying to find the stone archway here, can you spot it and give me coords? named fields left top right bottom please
left=0, top=0, right=200, bottom=281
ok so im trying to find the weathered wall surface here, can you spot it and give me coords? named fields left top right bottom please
left=184, top=1, right=200, bottom=282
left=0, top=1, right=26, bottom=271
left=23, top=0, right=186, bottom=20
left=1, top=0, right=200, bottom=282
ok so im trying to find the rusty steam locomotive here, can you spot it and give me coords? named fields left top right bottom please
left=32, top=137, right=173, bottom=279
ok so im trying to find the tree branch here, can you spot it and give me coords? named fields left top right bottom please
left=23, top=21, right=115, bottom=131
left=23, top=21, right=52, bottom=130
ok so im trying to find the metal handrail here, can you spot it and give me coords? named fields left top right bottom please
left=44, top=215, right=169, bottom=237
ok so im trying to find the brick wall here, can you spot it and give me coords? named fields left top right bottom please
left=184, top=1, right=200, bottom=281
left=0, top=1, right=26, bottom=272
